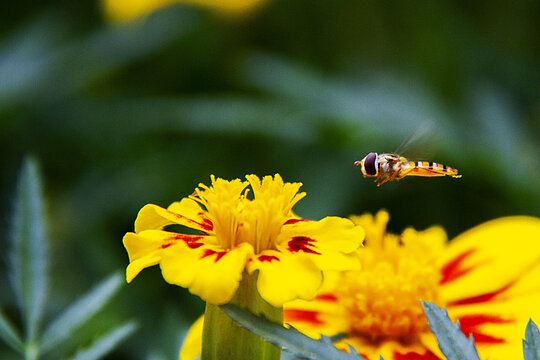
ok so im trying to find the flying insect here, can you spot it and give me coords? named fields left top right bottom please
left=355, top=152, right=461, bottom=186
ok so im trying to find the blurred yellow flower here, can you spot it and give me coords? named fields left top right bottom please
left=284, top=211, right=540, bottom=359
left=179, top=210, right=540, bottom=360
left=102, top=0, right=267, bottom=22
left=123, top=174, right=364, bottom=306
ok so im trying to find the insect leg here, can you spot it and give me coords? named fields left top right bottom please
left=394, top=167, right=414, bottom=180
left=377, top=167, right=408, bottom=186
left=374, top=170, right=384, bottom=183
left=376, top=173, right=394, bottom=186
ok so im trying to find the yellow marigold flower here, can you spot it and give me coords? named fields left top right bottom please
left=179, top=210, right=540, bottom=360
left=284, top=211, right=540, bottom=359
left=123, top=174, right=364, bottom=307
left=102, top=0, right=267, bottom=23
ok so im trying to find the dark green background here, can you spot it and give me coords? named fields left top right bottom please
left=1, top=1, right=539, bottom=359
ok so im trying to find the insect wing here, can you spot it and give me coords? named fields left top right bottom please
left=393, top=122, right=441, bottom=160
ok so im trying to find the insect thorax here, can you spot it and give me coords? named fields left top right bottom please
left=379, top=153, right=403, bottom=175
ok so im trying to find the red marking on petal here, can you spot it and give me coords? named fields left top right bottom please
left=447, top=283, right=512, bottom=306
left=160, top=234, right=205, bottom=250
left=439, top=249, right=476, bottom=285
left=458, top=314, right=511, bottom=328
left=172, top=234, right=203, bottom=241
left=288, top=236, right=321, bottom=255
left=172, top=234, right=205, bottom=249
left=458, top=314, right=511, bottom=344
left=315, top=293, right=338, bottom=302
left=338, top=346, right=368, bottom=359
left=198, top=214, right=214, bottom=232
left=284, top=218, right=309, bottom=225
left=284, top=309, right=324, bottom=325
left=186, top=242, right=204, bottom=249
left=201, top=249, right=227, bottom=262
left=167, top=209, right=214, bottom=232
left=259, top=255, right=279, bottom=262
left=468, top=333, right=505, bottom=344
left=394, top=350, right=441, bottom=360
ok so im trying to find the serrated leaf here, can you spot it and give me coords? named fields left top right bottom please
left=220, top=303, right=365, bottom=360
left=422, top=301, right=481, bottom=360
left=65, top=320, right=138, bottom=360
left=9, top=157, right=48, bottom=342
left=0, top=308, right=23, bottom=353
left=524, top=319, right=540, bottom=360
left=40, top=272, right=124, bottom=354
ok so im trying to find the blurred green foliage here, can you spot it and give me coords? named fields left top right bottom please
left=1, top=0, right=539, bottom=359
left=1, top=158, right=135, bottom=360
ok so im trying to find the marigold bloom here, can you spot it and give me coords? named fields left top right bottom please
left=179, top=210, right=540, bottom=360
left=284, top=211, right=540, bottom=359
left=123, top=174, right=364, bottom=307
left=103, top=0, right=267, bottom=23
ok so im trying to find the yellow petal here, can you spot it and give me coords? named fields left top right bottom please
left=247, top=250, right=323, bottom=307
left=103, top=0, right=266, bottom=23
left=134, top=199, right=213, bottom=233
left=280, top=217, right=364, bottom=252
left=160, top=242, right=253, bottom=304
left=124, top=230, right=165, bottom=263
left=246, top=173, right=305, bottom=212
left=419, top=331, right=445, bottom=359
left=439, top=216, right=540, bottom=303
left=349, top=209, right=389, bottom=248
left=167, top=197, right=206, bottom=221
left=505, top=260, right=540, bottom=297
left=446, top=293, right=540, bottom=360
left=401, top=225, right=447, bottom=252
left=126, top=252, right=162, bottom=283
left=182, top=0, right=266, bottom=13
left=124, top=229, right=210, bottom=282
left=334, top=336, right=431, bottom=360
left=179, top=316, right=204, bottom=360
left=276, top=217, right=364, bottom=271
left=284, top=289, right=348, bottom=338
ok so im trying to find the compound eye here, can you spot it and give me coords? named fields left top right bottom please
left=363, top=152, right=377, bottom=176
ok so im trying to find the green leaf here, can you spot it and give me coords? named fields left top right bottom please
left=9, top=157, right=48, bottom=342
left=422, top=301, right=481, bottom=360
left=146, top=352, right=169, bottom=360
left=524, top=319, right=540, bottom=360
left=220, top=303, right=365, bottom=360
left=0, top=308, right=23, bottom=353
left=40, top=272, right=124, bottom=354
left=242, top=53, right=451, bottom=136
left=65, top=320, right=138, bottom=360
left=0, top=7, right=200, bottom=111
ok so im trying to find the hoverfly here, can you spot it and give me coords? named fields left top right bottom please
left=355, top=152, right=461, bottom=186
left=354, top=127, right=461, bottom=186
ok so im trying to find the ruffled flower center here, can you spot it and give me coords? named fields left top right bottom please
left=191, top=174, right=305, bottom=253
left=336, top=212, right=445, bottom=342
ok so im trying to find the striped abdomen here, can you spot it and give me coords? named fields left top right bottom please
left=403, top=161, right=461, bottom=178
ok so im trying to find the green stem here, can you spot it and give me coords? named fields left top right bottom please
left=202, top=271, right=283, bottom=360
left=25, top=342, right=38, bottom=360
